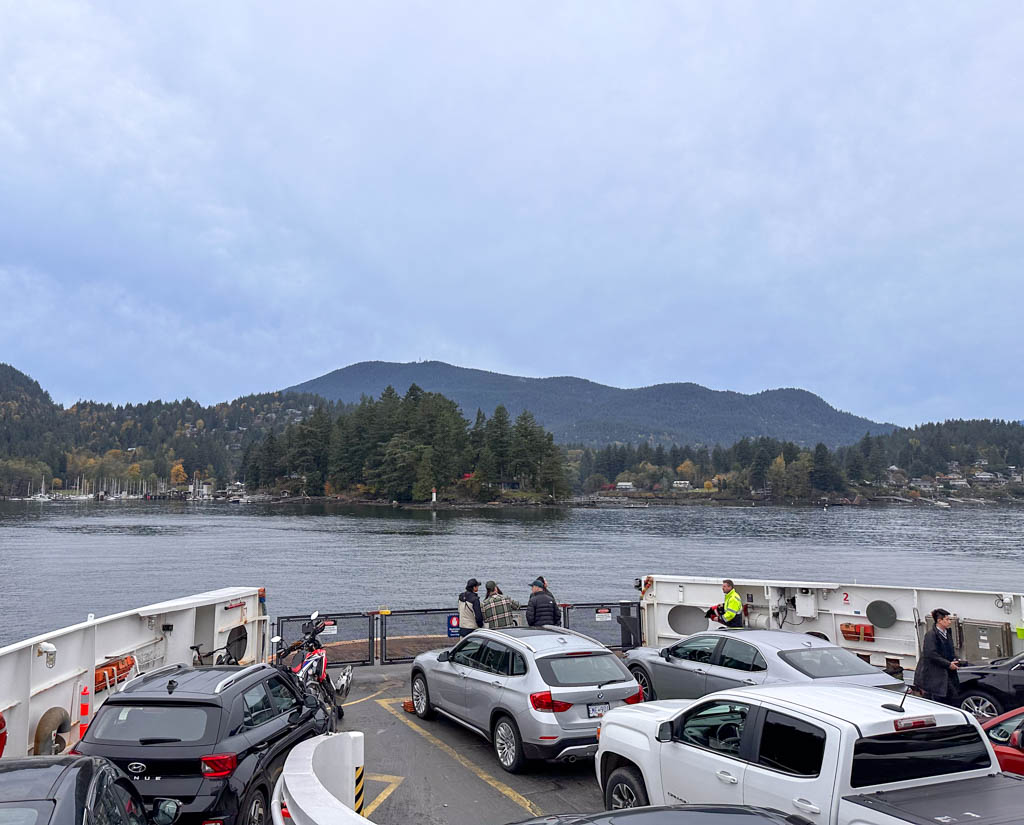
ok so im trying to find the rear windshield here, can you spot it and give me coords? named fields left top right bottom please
left=851, top=724, right=991, bottom=788
left=778, top=647, right=881, bottom=678
left=87, top=703, right=219, bottom=745
left=0, top=803, right=52, bottom=825
left=536, top=653, right=632, bottom=687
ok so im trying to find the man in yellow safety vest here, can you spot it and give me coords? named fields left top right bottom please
left=712, top=579, right=744, bottom=628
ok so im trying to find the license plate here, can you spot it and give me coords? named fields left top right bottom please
left=588, top=702, right=610, bottom=718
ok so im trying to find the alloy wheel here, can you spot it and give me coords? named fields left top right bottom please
left=413, top=678, right=428, bottom=715
left=247, top=795, right=266, bottom=825
left=495, top=721, right=517, bottom=768
left=962, top=695, right=998, bottom=719
left=609, top=782, right=638, bottom=809
left=633, top=670, right=651, bottom=701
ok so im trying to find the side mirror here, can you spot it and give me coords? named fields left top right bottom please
left=659, top=648, right=671, bottom=660
left=655, top=721, right=673, bottom=743
left=152, top=799, right=182, bottom=825
left=303, top=693, right=319, bottom=709
left=438, top=651, right=450, bottom=663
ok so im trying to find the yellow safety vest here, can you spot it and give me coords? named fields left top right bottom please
left=722, top=589, right=743, bottom=622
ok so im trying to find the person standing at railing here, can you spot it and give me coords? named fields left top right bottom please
left=482, top=581, right=521, bottom=629
left=458, top=578, right=485, bottom=637
left=526, top=578, right=561, bottom=627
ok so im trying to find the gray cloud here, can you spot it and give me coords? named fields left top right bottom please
left=1, top=1, right=1022, bottom=426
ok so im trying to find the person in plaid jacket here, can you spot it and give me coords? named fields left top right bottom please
left=482, top=581, right=521, bottom=629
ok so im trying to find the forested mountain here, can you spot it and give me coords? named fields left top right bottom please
left=287, top=360, right=893, bottom=447
left=0, top=363, right=327, bottom=496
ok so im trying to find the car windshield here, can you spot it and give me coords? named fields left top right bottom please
left=778, top=646, right=882, bottom=678
left=0, top=802, right=53, bottom=825
left=86, top=703, right=219, bottom=745
left=535, top=652, right=632, bottom=687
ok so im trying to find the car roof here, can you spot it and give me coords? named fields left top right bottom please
left=0, top=756, right=96, bottom=803
left=112, top=663, right=271, bottom=701
left=478, top=626, right=607, bottom=654
left=685, top=629, right=840, bottom=652
left=719, top=684, right=973, bottom=735
left=511, top=804, right=795, bottom=824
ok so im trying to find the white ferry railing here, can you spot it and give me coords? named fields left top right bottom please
left=271, top=732, right=372, bottom=825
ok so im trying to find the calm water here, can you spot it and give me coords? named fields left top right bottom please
left=2, top=499, right=1024, bottom=647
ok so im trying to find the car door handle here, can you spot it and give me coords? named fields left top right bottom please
left=491, top=681, right=502, bottom=687
left=793, top=798, right=821, bottom=815
left=743, top=678, right=757, bottom=685
left=694, top=668, right=706, bottom=675
left=715, top=770, right=738, bottom=784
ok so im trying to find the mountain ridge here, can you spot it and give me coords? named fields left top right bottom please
left=287, top=360, right=895, bottom=447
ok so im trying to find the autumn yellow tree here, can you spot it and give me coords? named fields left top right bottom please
left=170, top=461, right=187, bottom=486
left=676, top=459, right=697, bottom=482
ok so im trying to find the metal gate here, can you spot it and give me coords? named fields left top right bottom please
left=563, top=601, right=640, bottom=650
left=379, top=609, right=457, bottom=665
left=274, top=611, right=375, bottom=667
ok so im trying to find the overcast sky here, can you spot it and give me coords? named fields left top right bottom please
left=1, top=2, right=1022, bottom=426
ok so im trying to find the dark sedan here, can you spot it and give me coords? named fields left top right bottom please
left=0, top=756, right=180, bottom=825
left=509, top=805, right=807, bottom=825
left=958, top=652, right=1024, bottom=719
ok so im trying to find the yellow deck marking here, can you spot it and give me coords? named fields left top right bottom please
left=363, top=773, right=405, bottom=818
left=376, top=698, right=543, bottom=817
left=343, top=685, right=392, bottom=707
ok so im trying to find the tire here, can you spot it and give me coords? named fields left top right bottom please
left=307, top=681, right=338, bottom=733
left=604, top=766, right=649, bottom=810
left=241, top=786, right=268, bottom=825
left=960, top=690, right=1003, bottom=719
left=492, top=715, right=526, bottom=774
left=411, top=673, right=434, bottom=720
left=629, top=667, right=656, bottom=702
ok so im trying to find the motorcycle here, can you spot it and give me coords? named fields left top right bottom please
left=270, top=611, right=352, bottom=730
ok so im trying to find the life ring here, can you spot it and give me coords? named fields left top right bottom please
left=34, top=707, right=71, bottom=755
left=0, top=710, right=7, bottom=758
left=95, top=655, right=136, bottom=693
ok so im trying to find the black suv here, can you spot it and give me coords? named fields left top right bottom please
left=75, top=663, right=327, bottom=825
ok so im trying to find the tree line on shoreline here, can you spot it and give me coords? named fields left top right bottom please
left=3, top=362, right=1023, bottom=502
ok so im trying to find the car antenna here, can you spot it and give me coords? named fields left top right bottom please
left=166, top=679, right=178, bottom=695
left=881, top=688, right=910, bottom=714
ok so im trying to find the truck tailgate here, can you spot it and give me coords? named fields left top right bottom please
left=844, top=773, right=1024, bottom=825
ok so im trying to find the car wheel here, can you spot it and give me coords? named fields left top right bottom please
left=961, top=690, right=1003, bottom=719
left=629, top=667, right=656, bottom=702
left=492, top=715, right=526, bottom=773
left=605, top=766, right=649, bottom=810
left=241, top=786, right=268, bottom=825
left=412, top=673, right=434, bottom=719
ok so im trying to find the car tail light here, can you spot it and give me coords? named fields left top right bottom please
left=530, top=691, right=573, bottom=712
left=201, top=821, right=225, bottom=825
left=894, top=716, right=935, bottom=731
left=596, top=725, right=602, bottom=740
left=280, top=801, right=292, bottom=820
left=200, top=753, right=238, bottom=778
left=624, top=686, right=645, bottom=705
left=564, top=652, right=594, bottom=657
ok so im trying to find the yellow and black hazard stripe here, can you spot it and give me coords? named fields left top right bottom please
left=354, top=765, right=365, bottom=815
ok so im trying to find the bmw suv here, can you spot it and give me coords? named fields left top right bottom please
left=410, top=626, right=643, bottom=772
left=74, top=663, right=327, bottom=825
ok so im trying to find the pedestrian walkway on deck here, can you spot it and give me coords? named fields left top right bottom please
left=341, top=665, right=602, bottom=825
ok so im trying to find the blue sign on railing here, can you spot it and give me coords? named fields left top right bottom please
left=447, top=614, right=460, bottom=638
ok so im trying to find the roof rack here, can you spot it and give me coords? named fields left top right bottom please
left=118, top=662, right=188, bottom=692
left=541, top=625, right=603, bottom=646
left=484, top=629, right=537, bottom=653
left=214, top=663, right=269, bottom=694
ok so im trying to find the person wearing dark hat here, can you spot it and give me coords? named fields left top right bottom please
left=526, top=577, right=561, bottom=627
left=458, top=578, right=485, bottom=637
left=914, top=608, right=961, bottom=706
left=482, top=581, right=521, bottom=629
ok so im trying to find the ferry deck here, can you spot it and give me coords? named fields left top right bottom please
left=340, top=664, right=601, bottom=824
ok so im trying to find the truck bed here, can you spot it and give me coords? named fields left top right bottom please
left=844, top=773, right=1024, bottom=825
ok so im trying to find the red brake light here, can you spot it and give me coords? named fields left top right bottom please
left=624, top=686, right=645, bottom=705
left=200, top=753, right=238, bottom=778
left=894, top=716, right=936, bottom=731
left=530, top=691, right=573, bottom=712
left=564, top=652, right=594, bottom=657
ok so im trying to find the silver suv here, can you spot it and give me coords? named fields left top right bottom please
left=410, top=627, right=643, bottom=772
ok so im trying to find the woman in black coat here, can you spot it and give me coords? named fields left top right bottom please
left=915, top=608, right=961, bottom=706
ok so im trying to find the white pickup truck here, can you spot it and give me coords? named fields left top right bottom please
left=596, top=683, right=1024, bottom=824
